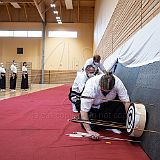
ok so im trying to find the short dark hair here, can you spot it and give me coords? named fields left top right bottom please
left=93, top=55, right=101, bottom=62
left=85, top=64, right=95, bottom=71
left=23, top=62, right=26, bottom=66
left=99, top=72, right=115, bottom=90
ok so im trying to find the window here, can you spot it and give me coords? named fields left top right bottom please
left=14, top=31, right=27, bottom=37
left=48, top=31, right=77, bottom=38
left=17, top=48, right=23, bottom=54
left=28, top=31, right=42, bottom=37
left=0, top=31, right=13, bottom=37
left=0, top=30, right=42, bottom=37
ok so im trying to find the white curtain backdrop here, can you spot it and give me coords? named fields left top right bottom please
left=103, top=12, right=160, bottom=70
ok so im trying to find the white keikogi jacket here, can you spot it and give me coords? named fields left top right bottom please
left=22, top=66, right=27, bottom=72
left=10, top=64, right=17, bottom=73
left=72, top=71, right=90, bottom=94
left=83, top=58, right=106, bottom=72
left=81, top=74, right=130, bottom=112
left=0, top=67, right=6, bottom=74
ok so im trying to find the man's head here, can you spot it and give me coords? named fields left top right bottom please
left=85, top=65, right=96, bottom=78
left=12, top=60, right=16, bottom=65
left=1, top=63, right=4, bottom=67
left=23, top=62, right=27, bottom=66
left=99, top=72, right=115, bottom=96
left=93, top=55, right=101, bottom=64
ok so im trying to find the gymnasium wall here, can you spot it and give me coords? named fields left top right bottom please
left=94, top=0, right=160, bottom=159
left=0, top=22, right=93, bottom=70
left=0, top=38, right=42, bottom=69
left=94, top=0, right=118, bottom=52
left=0, top=22, right=42, bottom=69
left=45, top=23, right=93, bottom=70
left=94, top=0, right=160, bottom=60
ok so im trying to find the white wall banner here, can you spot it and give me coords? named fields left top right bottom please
left=103, top=12, right=160, bottom=70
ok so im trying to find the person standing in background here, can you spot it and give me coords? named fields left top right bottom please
left=10, top=60, right=17, bottom=92
left=0, top=63, right=6, bottom=91
left=21, top=62, right=28, bottom=91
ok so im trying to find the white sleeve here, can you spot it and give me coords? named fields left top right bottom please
left=22, top=66, right=27, bottom=72
left=99, top=63, right=106, bottom=72
left=10, top=65, right=13, bottom=72
left=116, top=77, right=130, bottom=102
left=83, top=58, right=92, bottom=71
left=77, top=76, right=87, bottom=93
left=81, top=79, right=95, bottom=112
left=72, top=72, right=86, bottom=93
left=1, top=68, right=6, bottom=73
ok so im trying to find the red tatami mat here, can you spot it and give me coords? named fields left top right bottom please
left=0, top=85, right=150, bottom=160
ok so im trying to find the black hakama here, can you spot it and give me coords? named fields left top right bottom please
left=10, top=73, right=17, bottom=90
left=21, top=74, right=29, bottom=89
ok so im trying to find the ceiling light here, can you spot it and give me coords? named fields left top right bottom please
left=64, top=0, right=73, bottom=10
left=53, top=11, right=58, bottom=14
left=10, top=2, right=21, bottom=8
left=48, top=31, right=78, bottom=38
left=56, top=17, right=60, bottom=20
left=50, top=3, right=56, bottom=8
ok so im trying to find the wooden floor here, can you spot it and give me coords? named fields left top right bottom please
left=0, top=84, right=63, bottom=100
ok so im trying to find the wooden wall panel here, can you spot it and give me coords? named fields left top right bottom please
left=142, top=0, right=160, bottom=26
left=31, top=70, right=77, bottom=84
left=102, top=22, right=113, bottom=59
left=79, top=7, right=94, bottom=23
left=31, top=69, right=41, bottom=84
left=96, top=0, right=160, bottom=60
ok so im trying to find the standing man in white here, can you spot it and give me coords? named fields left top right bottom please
left=82, top=55, right=107, bottom=74
left=0, top=63, right=6, bottom=91
left=21, top=62, right=29, bottom=91
left=10, top=60, right=17, bottom=92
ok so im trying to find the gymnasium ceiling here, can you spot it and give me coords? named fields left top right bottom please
left=0, top=0, right=95, bottom=23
